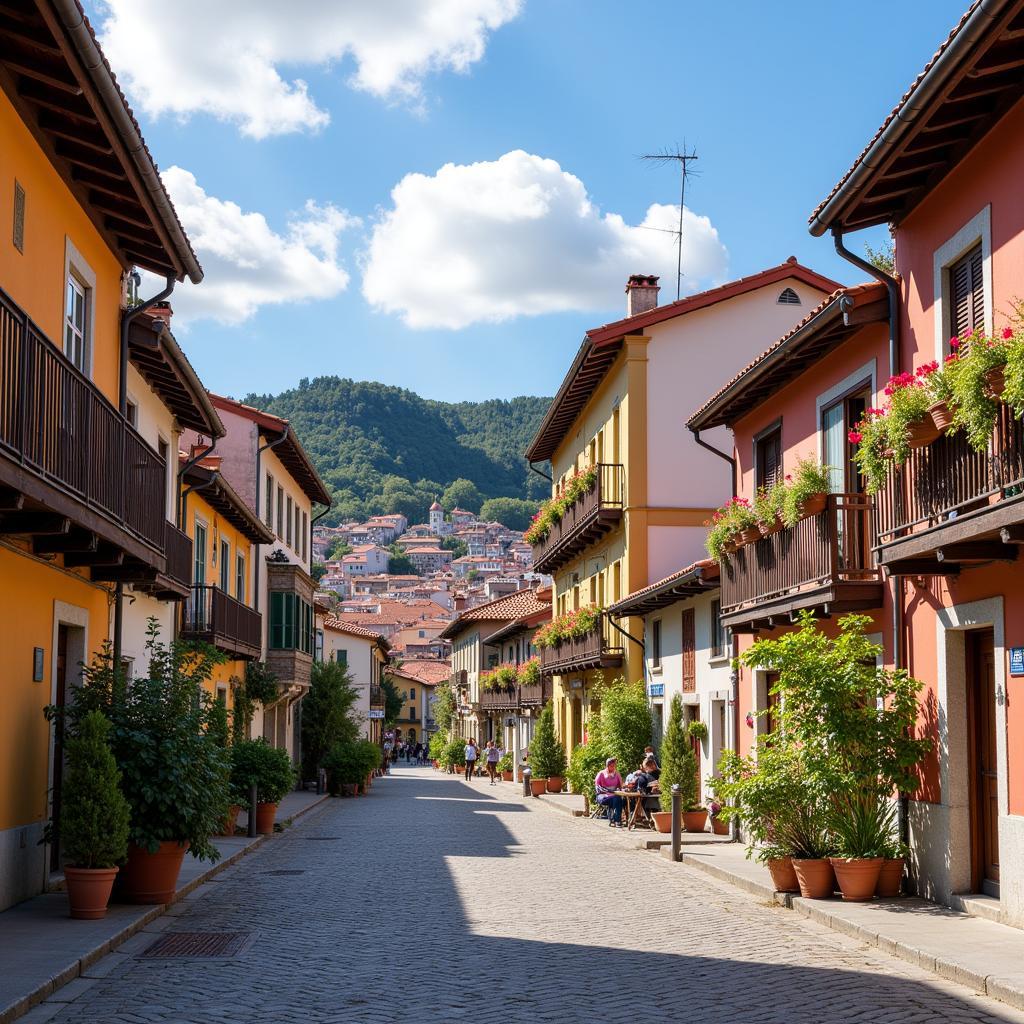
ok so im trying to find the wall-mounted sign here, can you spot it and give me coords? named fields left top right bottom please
left=648, top=682, right=665, bottom=698
left=368, top=709, right=385, bottom=720
left=33, top=647, right=44, bottom=682
left=1010, top=647, right=1024, bottom=677
left=569, top=679, right=584, bottom=689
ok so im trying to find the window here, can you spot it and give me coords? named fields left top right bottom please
left=286, top=495, right=293, bottom=547
left=269, top=592, right=314, bottom=653
left=264, top=474, right=274, bottom=528
left=950, top=244, right=984, bottom=340
left=294, top=505, right=301, bottom=555
left=219, top=539, right=230, bottom=590
left=216, top=685, right=227, bottom=706
left=777, top=287, right=801, bottom=305
left=301, top=511, right=308, bottom=561
left=235, top=553, right=246, bottom=602
left=409, top=706, right=416, bottom=720
left=193, top=521, right=207, bottom=586
left=681, top=607, right=695, bottom=693
left=711, top=599, right=727, bottom=659
left=754, top=424, right=783, bottom=491
left=64, top=273, right=88, bottom=372
left=125, top=400, right=138, bottom=428
left=336, top=649, right=348, bottom=668
left=276, top=485, right=284, bottom=539
left=821, top=383, right=870, bottom=494
left=651, top=619, right=662, bottom=670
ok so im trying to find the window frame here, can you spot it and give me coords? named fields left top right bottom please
left=235, top=552, right=246, bottom=602
left=933, top=205, right=992, bottom=360
left=651, top=618, right=662, bottom=672
left=752, top=419, right=783, bottom=492
left=219, top=538, right=230, bottom=591
left=264, top=473, right=274, bottom=528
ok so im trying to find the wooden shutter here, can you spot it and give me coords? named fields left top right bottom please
left=951, top=245, right=984, bottom=338
left=681, top=607, right=695, bottom=692
left=756, top=428, right=782, bottom=490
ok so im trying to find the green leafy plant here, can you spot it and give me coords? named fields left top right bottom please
left=429, top=731, right=448, bottom=762
left=495, top=752, right=514, bottom=774
left=851, top=407, right=892, bottom=495
left=752, top=482, right=786, bottom=532
left=529, top=704, right=566, bottom=779
left=829, top=795, right=898, bottom=859
left=688, top=720, right=708, bottom=743
left=242, top=660, right=280, bottom=706
left=323, top=739, right=379, bottom=793
left=301, top=660, right=361, bottom=783
left=566, top=714, right=608, bottom=801
left=659, top=695, right=699, bottom=812
left=781, top=457, right=832, bottom=528
left=704, top=497, right=758, bottom=562
left=380, top=677, right=405, bottom=725
left=431, top=683, right=456, bottom=733
left=598, top=678, right=652, bottom=779
left=49, top=621, right=231, bottom=862
left=58, top=710, right=130, bottom=869
left=525, top=466, right=598, bottom=545
left=945, top=330, right=1006, bottom=451
left=231, top=739, right=295, bottom=805
left=480, top=663, right=518, bottom=691
left=533, top=605, right=603, bottom=648
left=442, top=737, right=465, bottom=769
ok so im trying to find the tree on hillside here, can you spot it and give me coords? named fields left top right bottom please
left=326, top=538, right=351, bottom=560
left=387, top=545, right=416, bottom=575
left=442, top=478, right=482, bottom=513
left=479, top=497, right=540, bottom=531
left=441, top=537, right=468, bottom=558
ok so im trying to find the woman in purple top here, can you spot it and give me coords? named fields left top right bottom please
left=594, top=757, right=625, bottom=827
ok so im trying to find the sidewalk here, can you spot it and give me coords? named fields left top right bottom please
left=658, top=834, right=1024, bottom=1012
left=0, top=789, right=329, bottom=1024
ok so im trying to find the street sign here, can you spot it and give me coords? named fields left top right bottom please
left=368, top=709, right=385, bottom=719
left=648, top=682, right=665, bottom=697
left=1010, top=647, right=1024, bottom=677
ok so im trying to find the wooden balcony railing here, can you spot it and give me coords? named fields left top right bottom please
left=369, top=686, right=385, bottom=709
left=180, top=584, right=262, bottom=659
left=875, top=408, right=1024, bottom=550
left=539, top=617, right=624, bottom=676
left=480, top=687, right=519, bottom=711
left=720, top=493, right=882, bottom=625
left=163, top=521, right=193, bottom=591
left=0, top=285, right=165, bottom=552
left=533, top=463, right=624, bottom=573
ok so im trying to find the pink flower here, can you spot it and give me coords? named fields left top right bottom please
left=1003, top=327, right=1014, bottom=340
left=848, top=430, right=863, bottom=444
left=950, top=337, right=960, bottom=350
left=945, top=353, right=958, bottom=364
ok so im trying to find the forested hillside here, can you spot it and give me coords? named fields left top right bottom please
left=240, top=377, right=551, bottom=527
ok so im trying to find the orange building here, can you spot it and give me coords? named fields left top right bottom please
left=0, top=1, right=203, bottom=910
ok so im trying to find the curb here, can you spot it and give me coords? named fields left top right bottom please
left=1, top=793, right=331, bottom=1024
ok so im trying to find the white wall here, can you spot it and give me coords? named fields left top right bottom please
left=322, top=627, right=373, bottom=738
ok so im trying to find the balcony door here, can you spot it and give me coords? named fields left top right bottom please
left=193, top=521, right=207, bottom=628
left=822, top=385, right=870, bottom=569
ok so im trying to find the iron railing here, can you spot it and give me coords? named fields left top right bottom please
left=181, top=584, right=262, bottom=656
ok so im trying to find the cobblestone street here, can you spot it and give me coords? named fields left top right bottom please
left=27, top=767, right=1024, bottom=1024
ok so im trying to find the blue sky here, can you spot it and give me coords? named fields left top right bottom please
left=90, top=0, right=968, bottom=403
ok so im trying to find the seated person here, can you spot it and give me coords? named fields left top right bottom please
left=594, top=757, right=625, bottom=827
left=642, top=746, right=661, bottom=778
left=634, top=756, right=660, bottom=795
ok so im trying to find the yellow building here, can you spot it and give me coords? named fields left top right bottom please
left=179, top=451, right=275, bottom=713
left=525, top=267, right=837, bottom=750
left=0, top=2, right=205, bottom=910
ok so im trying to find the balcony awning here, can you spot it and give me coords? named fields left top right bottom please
left=608, top=560, right=719, bottom=619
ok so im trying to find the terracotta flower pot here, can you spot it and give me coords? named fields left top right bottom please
left=737, top=527, right=761, bottom=547
left=516, top=767, right=524, bottom=782
left=501, top=770, right=513, bottom=782
left=218, top=804, right=241, bottom=836
left=906, top=417, right=940, bottom=449
left=984, top=366, right=1006, bottom=400
left=758, top=518, right=784, bottom=537
left=342, top=783, right=357, bottom=797
left=650, top=810, right=673, bottom=833
left=798, top=493, right=827, bottom=520
left=830, top=857, right=883, bottom=902
left=65, top=866, right=119, bottom=920
left=710, top=816, right=730, bottom=836
left=876, top=857, right=905, bottom=898
left=529, top=778, right=547, bottom=798
left=767, top=857, right=800, bottom=893
left=120, top=841, right=189, bottom=904
left=792, top=858, right=835, bottom=899
left=929, top=400, right=954, bottom=431
left=546, top=776, right=564, bottom=793
left=682, top=809, right=708, bottom=833
left=255, top=801, right=278, bottom=834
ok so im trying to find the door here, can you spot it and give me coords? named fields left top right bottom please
left=193, top=521, right=207, bottom=628
left=764, top=671, right=780, bottom=736
left=967, top=630, right=999, bottom=894
left=50, top=625, right=70, bottom=872
left=822, top=387, right=870, bottom=570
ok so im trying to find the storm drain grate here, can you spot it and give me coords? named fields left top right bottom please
left=139, top=931, right=252, bottom=959
left=261, top=869, right=305, bottom=875
left=302, top=836, right=342, bottom=841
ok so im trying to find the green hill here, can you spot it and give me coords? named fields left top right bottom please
left=239, top=377, right=551, bottom=528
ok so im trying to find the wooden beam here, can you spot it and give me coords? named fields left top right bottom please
left=886, top=559, right=961, bottom=577
left=33, top=530, right=98, bottom=555
left=38, top=112, right=113, bottom=154
left=1, top=57, right=80, bottom=94
left=0, top=487, right=24, bottom=511
left=90, top=565, right=158, bottom=584
left=54, top=140, right=126, bottom=180
left=843, top=298, right=890, bottom=327
left=0, top=511, right=69, bottom=535
left=936, top=542, right=1018, bottom=562
left=63, top=546, right=124, bottom=568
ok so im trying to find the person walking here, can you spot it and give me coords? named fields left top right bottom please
left=484, top=740, right=500, bottom=785
left=464, top=738, right=478, bottom=781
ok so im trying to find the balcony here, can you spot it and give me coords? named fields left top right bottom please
left=720, top=493, right=883, bottom=632
left=539, top=618, right=624, bottom=676
left=180, top=584, right=262, bottom=659
left=369, top=686, right=385, bottom=709
left=0, top=285, right=169, bottom=578
left=480, top=679, right=552, bottom=711
left=532, top=463, right=624, bottom=574
left=875, top=408, right=1024, bottom=574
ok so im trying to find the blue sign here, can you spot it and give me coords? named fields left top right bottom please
left=1010, top=647, right=1024, bottom=677
left=648, top=683, right=665, bottom=698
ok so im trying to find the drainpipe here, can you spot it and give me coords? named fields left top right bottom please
left=529, top=461, right=553, bottom=483
left=310, top=502, right=332, bottom=571
left=252, top=427, right=290, bottom=614
left=830, top=228, right=910, bottom=855
left=177, top=440, right=218, bottom=528
left=112, top=276, right=175, bottom=677
left=689, top=427, right=737, bottom=496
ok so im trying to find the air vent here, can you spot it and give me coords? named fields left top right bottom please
left=777, top=287, right=801, bottom=305
left=13, top=181, right=25, bottom=253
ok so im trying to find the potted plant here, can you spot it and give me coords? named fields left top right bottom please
left=945, top=329, right=1008, bottom=451
left=777, top=803, right=836, bottom=899
left=231, top=739, right=295, bottom=832
left=443, top=737, right=465, bottom=776
left=753, top=481, right=786, bottom=537
left=876, top=837, right=908, bottom=898
left=651, top=696, right=686, bottom=832
left=828, top=795, right=894, bottom=901
left=50, top=624, right=232, bottom=905
left=55, top=710, right=131, bottom=919
left=707, top=799, right=730, bottom=836
left=781, top=457, right=832, bottom=526
left=496, top=752, right=514, bottom=781
left=705, top=498, right=757, bottom=561
left=530, top=704, right=566, bottom=793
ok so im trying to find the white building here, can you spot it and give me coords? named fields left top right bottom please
left=322, top=617, right=389, bottom=740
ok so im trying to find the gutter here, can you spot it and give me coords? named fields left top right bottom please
left=51, top=0, right=204, bottom=283
left=689, top=427, right=737, bottom=496
left=809, top=0, right=1010, bottom=236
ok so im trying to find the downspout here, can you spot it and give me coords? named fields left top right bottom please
left=112, top=275, right=175, bottom=677
left=252, top=427, right=290, bottom=614
left=529, top=461, right=553, bottom=483
left=607, top=614, right=644, bottom=652
left=310, top=502, right=332, bottom=571
left=830, top=227, right=910, bottom=853
left=689, top=427, right=737, bottom=497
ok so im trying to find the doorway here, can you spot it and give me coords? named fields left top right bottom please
left=967, top=629, right=999, bottom=895
left=50, top=625, right=70, bottom=872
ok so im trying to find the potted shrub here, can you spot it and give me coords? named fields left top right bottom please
left=443, top=737, right=465, bottom=776
left=530, top=704, right=566, bottom=793
left=876, top=837, right=909, bottom=898
left=753, top=481, right=786, bottom=537
left=944, top=329, right=1008, bottom=450
left=429, top=732, right=447, bottom=768
left=56, top=710, right=131, bottom=919
left=566, top=716, right=608, bottom=811
left=496, top=752, right=514, bottom=781
left=51, top=624, right=231, bottom=905
left=651, top=696, right=687, bottom=832
left=781, top=457, right=832, bottom=526
left=777, top=803, right=836, bottom=899
left=231, top=739, right=295, bottom=831
left=827, top=795, right=894, bottom=902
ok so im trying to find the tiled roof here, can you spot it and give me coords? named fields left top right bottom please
left=388, top=659, right=450, bottom=686
left=323, top=617, right=389, bottom=646
left=439, top=587, right=552, bottom=640
left=608, top=560, right=719, bottom=617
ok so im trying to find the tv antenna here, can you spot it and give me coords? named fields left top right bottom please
left=641, top=145, right=699, bottom=300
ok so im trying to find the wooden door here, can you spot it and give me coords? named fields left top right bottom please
left=681, top=608, right=695, bottom=693
left=967, top=630, right=999, bottom=892
left=765, top=671, right=780, bottom=735
left=50, top=626, right=69, bottom=871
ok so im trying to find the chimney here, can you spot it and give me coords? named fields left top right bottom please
left=149, top=300, right=173, bottom=332
left=625, top=274, right=660, bottom=317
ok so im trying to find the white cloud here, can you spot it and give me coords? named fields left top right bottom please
left=97, top=0, right=522, bottom=137
left=147, top=167, right=357, bottom=325
left=361, top=150, right=729, bottom=329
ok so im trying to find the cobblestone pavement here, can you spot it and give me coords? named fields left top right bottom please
left=29, top=767, right=1024, bottom=1024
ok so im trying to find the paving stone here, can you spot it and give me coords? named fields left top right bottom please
left=32, top=767, right=1024, bottom=1024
